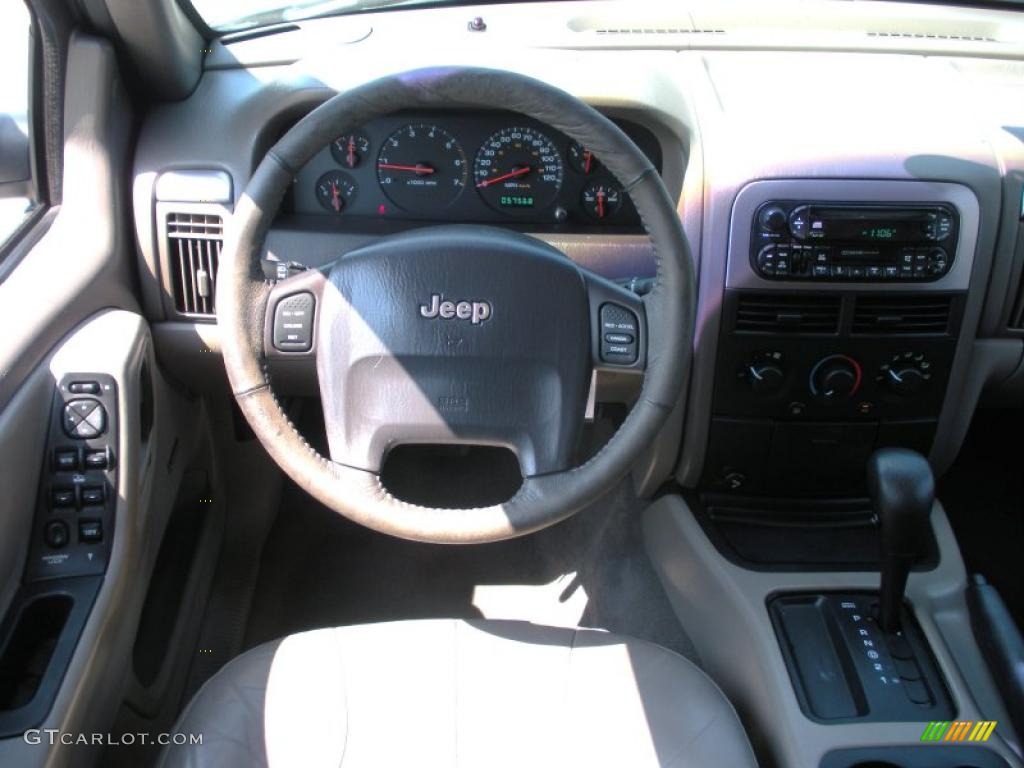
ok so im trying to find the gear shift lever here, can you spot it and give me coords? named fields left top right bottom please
left=867, top=448, right=935, bottom=633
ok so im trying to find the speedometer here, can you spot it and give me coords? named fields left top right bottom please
left=473, top=127, right=564, bottom=215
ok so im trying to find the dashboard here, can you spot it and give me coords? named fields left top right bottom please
left=286, top=111, right=662, bottom=233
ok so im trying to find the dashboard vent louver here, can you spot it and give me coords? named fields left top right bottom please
left=168, top=212, right=222, bottom=317
left=735, top=293, right=841, bottom=334
left=594, top=28, right=725, bottom=36
left=866, top=31, right=996, bottom=43
left=852, top=295, right=953, bottom=335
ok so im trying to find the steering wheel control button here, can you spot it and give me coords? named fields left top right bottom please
left=62, top=399, right=107, bottom=439
left=44, top=520, right=69, bottom=549
left=600, top=304, right=639, bottom=364
left=53, top=448, right=79, bottom=471
left=273, top=292, right=315, bottom=352
left=78, top=519, right=103, bottom=544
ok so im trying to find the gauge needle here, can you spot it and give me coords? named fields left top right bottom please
left=347, top=138, right=356, bottom=168
left=331, top=183, right=341, bottom=212
left=477, top=165, right=532, bottom=188
left=596, top=188, right=605, bottom=218
left=583, top=150, right=593, bottom=174
left=377, top=163, right=435, bottom=175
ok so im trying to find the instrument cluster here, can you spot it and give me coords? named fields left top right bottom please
left=289, top=111, right=662, bottom=232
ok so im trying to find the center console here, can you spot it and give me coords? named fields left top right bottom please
left=702, top=180, right=979, bottom=499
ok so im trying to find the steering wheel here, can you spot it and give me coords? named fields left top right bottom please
left=218, top=67, right=693, bottom=544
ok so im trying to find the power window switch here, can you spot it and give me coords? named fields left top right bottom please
left=53, top=448, right=79, bottom=471
left=81, top=486, right=105, bottom=505
left=83, top=448, right=110, bottom=469
left=78, top=519, right=103, bottom=544
left=51, top=488, right=76, bottom=508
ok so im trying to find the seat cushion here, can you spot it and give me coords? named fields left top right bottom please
left=158, top=619, right=756, bottom=768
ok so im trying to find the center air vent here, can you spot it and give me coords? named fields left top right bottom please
left=735, top=293, right=841, bottom=334
left=852, top=295, right=953, bottom=335
left=168, top=212, right=222, bottom=317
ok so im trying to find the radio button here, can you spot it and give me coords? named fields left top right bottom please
left=813, top=265, right=830, bottom=278
left=831, top=265, right=847, bottom=278
left=850, top=266, right=866, bottom=279
left=775, top=258, right=790, bottom=275
left=867, top=266, right=882, bottom=279
left=884, top=266, right=899, bottom=279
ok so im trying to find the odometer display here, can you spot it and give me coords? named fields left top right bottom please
left=474, top=127, right=563, bottom=215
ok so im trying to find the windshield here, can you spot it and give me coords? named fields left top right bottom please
left=190, top=0, right=495, bottom=32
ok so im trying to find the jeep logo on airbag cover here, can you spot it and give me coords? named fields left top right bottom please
left=419, top=294, right=492, bottom=325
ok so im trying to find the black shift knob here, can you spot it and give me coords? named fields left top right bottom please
left=867, top=448, right=935, bottom=632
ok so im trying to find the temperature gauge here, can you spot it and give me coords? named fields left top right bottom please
left=315, top=171, right=357, bottom=214
left=330, top=132, right=371, bottom=169
left=581, top=181, right=622, bottom=220
left=568, top=141, right=600, bottom=175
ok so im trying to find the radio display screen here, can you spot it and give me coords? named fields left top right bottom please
left=810, top=208, right=932, bottom=244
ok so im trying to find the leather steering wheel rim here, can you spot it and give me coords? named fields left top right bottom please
left=218, top=67, right=694, bottom=544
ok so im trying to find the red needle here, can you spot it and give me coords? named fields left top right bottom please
left=377, top=163, right=435, bottom=175
left=596, top=188, right=605, bottom=219
left=346, top=138, right=356, bottom=167
left=583, top=150, right=593, bottom=174
left=477, top=165, right=532, bottom=188
left=330, top=183, right=341, bottom=212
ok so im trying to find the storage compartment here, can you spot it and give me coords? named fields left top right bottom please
left=0, top=577, right=100, bottom=737
left=0, top=595, right=72, bottom=711
left=820, top=745, right=1013, bottom=767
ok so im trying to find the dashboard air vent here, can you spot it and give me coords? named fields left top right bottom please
left=168, top=212, right=222, bottom=317
left=594, top=27, right=725, bottom=35
left=852, top=295, right=953, bottom=335
left=735, top=293, right=841, bottom=334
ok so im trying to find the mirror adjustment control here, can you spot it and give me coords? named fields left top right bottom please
left=599, top=304, right=639, bottom=364
left=273, top=292, right=315, bottom=352
left=62, top=399, right=107, bottom=439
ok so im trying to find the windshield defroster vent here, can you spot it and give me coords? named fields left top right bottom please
left=168, top=213, right=222, bottom=317
left=734, top=293, right=841, bottom=334
left=852, top=295, right=954, bottom=335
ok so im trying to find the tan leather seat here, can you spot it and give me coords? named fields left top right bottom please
left=158, top=619, right=756, bottom=768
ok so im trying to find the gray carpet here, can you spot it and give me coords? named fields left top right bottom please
left=243, top=478, right=698, bottom=663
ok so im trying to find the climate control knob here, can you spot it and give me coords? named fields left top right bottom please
left=810, top=354, right=862, bottom=401
left=877, top=352, right=932, bottom=397
left=747, top=363, right=784, bottom=395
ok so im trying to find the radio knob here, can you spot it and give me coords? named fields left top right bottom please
left=810, top=354, right=862, bottom=401
left=759, top=206, right=788, bottom=233
left=747, top=363, right=784, bottom=395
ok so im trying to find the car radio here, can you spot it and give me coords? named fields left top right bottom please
left=750, top=202, right=958, bottom=282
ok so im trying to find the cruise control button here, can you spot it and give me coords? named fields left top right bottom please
left=273, top=292, right=315, bottom=352
left=604, top=333, right=634, bottom=344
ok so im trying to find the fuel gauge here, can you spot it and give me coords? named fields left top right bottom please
left=316, top=171, right=357, bottom=214
left=581, top=181, right=622, bottom=220
left=331, top=132, right=371, bottom=169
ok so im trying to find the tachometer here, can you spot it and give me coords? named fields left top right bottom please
left=473, top=127, right=563, bottom=215
left=376, top=124, right=467, bottom=214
